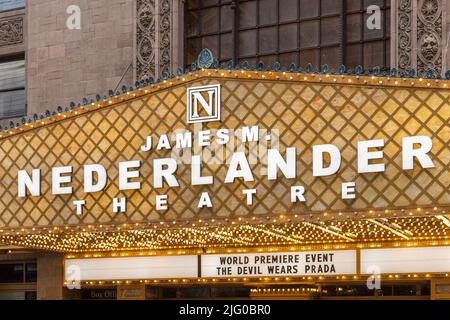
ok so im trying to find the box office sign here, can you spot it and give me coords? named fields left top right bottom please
left=201, top=250, right=357, bottom=277
left=0, top=74, right=449, bottom=228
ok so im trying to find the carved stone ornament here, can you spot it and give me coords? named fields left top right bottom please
left=397, top=0, right=412, bottom=71
left=396, top=0, right=444, bottom=76
left=159, top=0, right=171, bottom=76
left=417, top=0, right=443, bottom=76
left=0, top=16, right=23, bottom=47
left=136, top=0, right=156, bottom=81
left=418, top=31, right=440, bottom=63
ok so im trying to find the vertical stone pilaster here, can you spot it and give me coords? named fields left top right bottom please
left=393, top=0, right=446, bottom=76
left=135, top=0, right=183, bottom=80
left=37, top=253, right=64, bottom=300
left=394, top=0, right=414, bottom=72
left=417, top=0, right=445, bottom=76
left=159, top=0, right=171, bottom=75
left=171, top=0, right=185, bottom=72
left=136, top=0, right=156, bottom=81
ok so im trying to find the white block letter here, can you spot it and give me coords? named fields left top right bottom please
left=402, top=136, right=435, bottom=170
left=175, top=132, right=192, bottom=149
left=73, top=200, right=86, bottom=215
left=198, top=192, right=213, bottom=208
left=342, top=182, right=356, bottom=199
left=242, top=126, right=259, bottom=142
left=191, top=155, right=213, bottom=185
left=313, top=144, right=341, bottom=176
left=198, top=130, right=211, bottom=147
left=113, top=197, right=126, bottom=213
left=153, top=158, right=179, bottom=188
left=243, top=188, right=257, bottom=205
left=84, top=164, right=107, bottom=193
left=224, top=152, right=254, bottom=183
left=156, top=195, right=168, bottom=211
left=119, top=161, right=141, bottom=190
left=267, top=147, right=296, bottom=180
left=291, top=186, right=306, bottom=202
left=18, top=169, right=41, bottom=197
left=52, top=166, right=73, bottom=195
left=358, top=139, right=385, bottom=173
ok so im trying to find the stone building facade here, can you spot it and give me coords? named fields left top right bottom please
left=0, top=0, right=449, bottom=300
left=0, top=0, right=449, bottom=125
left=26, top=0, right=135, bottom=116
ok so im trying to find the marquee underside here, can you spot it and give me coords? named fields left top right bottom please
left=1, top=215, right=448, bottom=252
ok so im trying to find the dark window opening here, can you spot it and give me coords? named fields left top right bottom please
left=185, top=0, right=390, bottom=70
left=0, top=0, right=25, bottom=12
left=25, top=263, right=37, bottom=283
left=0, top=262, right=36, bottom=283
left=0, top=57, right=26, bottom=120
left=0, top=263, right=24, bottom=283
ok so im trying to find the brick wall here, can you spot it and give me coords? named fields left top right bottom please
left=26, top=0, right=134, bottom=116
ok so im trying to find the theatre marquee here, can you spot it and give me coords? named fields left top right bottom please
left=0, top=69, right=448, bottom=233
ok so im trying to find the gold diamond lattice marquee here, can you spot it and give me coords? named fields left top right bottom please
left=0, top=69, right=448, bottom=242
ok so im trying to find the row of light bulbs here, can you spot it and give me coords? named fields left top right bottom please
left=0, top=206, right=446, bottom=236
left=250, top=288, right=319, bottom=294
left=8, top=234, right=447, bottom=255
left=1, top=212, right=448, bottom=253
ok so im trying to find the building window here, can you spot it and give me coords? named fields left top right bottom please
left=0, top=59, right=26, bottom=120
left=0, top=262, right=36, bottom=283
left=0, top=0, right=25, bottom=12
left=0, top=263, right=24, bottom=283
left=185, top=0, right=390, bottom=70
left=344, top=0, right=390, bottom=69
left=25, top=262, right=37, bottom=283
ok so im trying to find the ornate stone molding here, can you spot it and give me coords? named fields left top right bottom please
left=136, top=0, right=156, bottom=81
left=159, top=0, right=171, bottom=75
left=0, top=16, right=23, bottom=47
left=394, top=0, right=446, bottom=76
left=135, top=0, right=175, bottom=81
left=397, top=0, right=413, bottom=72
left=417, top=0, right=443, bottom=76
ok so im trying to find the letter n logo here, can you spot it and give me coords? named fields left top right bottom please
left=187, top=84, right=221, bottom=123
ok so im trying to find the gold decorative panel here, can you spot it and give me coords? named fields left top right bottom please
left=0, top=70, right=449, bottom=232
